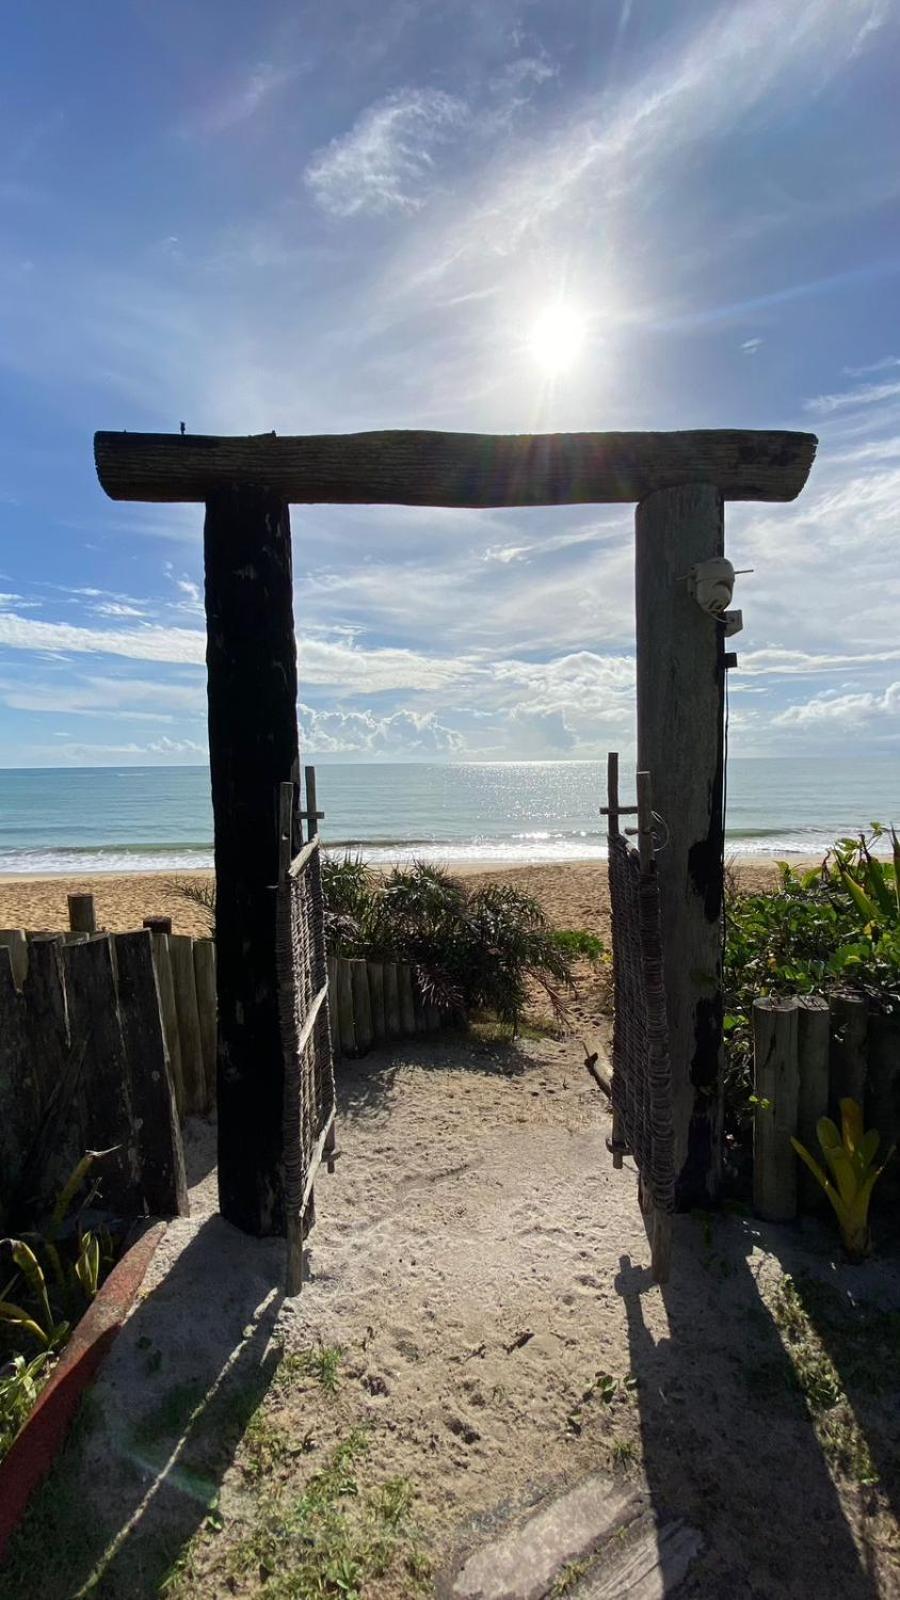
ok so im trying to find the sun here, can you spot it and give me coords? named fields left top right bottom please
left=528, top=302, right=587, bottom=376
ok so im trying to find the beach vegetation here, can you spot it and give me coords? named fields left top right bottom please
left=322, top=856, right=575, bottom=1027
left=723, top=826, right=899, bottom=1158
left=0, top=1153, right=114, bottom=1461
left=165, top=875, right=217, bottom=933
left=164, top=1427, right=431, bottom=1599
left=550, top=928, right=605, bottom=961
left=791, top=1099, right=894, bottom=1262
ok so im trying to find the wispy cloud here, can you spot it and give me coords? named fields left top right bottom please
left=305, top=89, right=468, bottom=217
left=806, top=378, right=900, bottom=415
left=387, top=0, right=889, bottom=306
left=183, top=63, right=297, bottom=138
left=844, top=355, right=900, bottom=377
left=0, top=611, right=206, bottom=665
left=0, top=674, right=204, bottom=721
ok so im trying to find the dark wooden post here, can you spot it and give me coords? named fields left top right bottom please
left=635, top=483, right=725, bottom=1207
left=67, top=893, right=97, bottom=934
left=205, top=486, right=299, bottom=1235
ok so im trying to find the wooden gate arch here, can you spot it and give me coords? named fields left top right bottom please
left=94, top=426, right=817, bottom=1237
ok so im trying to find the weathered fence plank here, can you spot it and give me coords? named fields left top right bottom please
left=867, top=1009, right=900, bottom=1204
left=753, top=997, right=799, bottom=1222
left=149, top=930, right=184, bottom=1118
left=367, top=961, right=386, bottom=1042
left=829, top=993, right=868, bottom=1113
left=113, top=932, right=188, bottom=1218
left=193, top=937, right=218, bottom=1110
left=62, top=936, right=143, bottom=1214
left=383, top=962, right=401, bottom=1039
left=795, top=997, right=831, bottom=1211
left=397, top=964, right=417, bottom=1037
left=351, top=959, right=374, bottom=1054
left=0, top=929, right=27, bottom=987
left=0, top=948, right=35, bottom=1211
left=169, top=933, right=206, bottom=1115
left=336, top=957, right=356, bottom=1057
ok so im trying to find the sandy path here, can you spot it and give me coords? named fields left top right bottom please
left=7, top=1036, right=898, bottom=1599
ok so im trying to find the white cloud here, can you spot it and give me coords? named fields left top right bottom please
left=0, top=606, right=473, bottom=694
left=297, top=703, right=462, bottom=756
left=741, top=337, right=763, bottom=355
left=305, top=88, right=468, bottom=217
left=805, top=378, right=900, bottom=415
left=393, top=0, right=888, bottom=288
left=0, top=611, right=206, bottom=665
left=739, top=647, right=900, bottom=678
left=50, top=736, right=207, bottom=762
left=0, top=674, right=204, bottom=721
left=91, top=602, right=147, bottom=619
left=773, top=681, right=900, bottom=729
left=844, top=355, right=900, bottom=376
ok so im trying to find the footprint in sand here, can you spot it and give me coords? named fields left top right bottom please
left=445, top=1413, right=481, bottom=1445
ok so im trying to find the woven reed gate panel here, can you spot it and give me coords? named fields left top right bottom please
left=276, top=839, right=336, bottom=1223
left=608, top=834, right=675, bottom=1214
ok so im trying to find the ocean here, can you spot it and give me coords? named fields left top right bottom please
left=0, top=759, right=897, bottom=876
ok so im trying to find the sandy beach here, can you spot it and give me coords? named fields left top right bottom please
left=0, top=856, right=795, bottom=943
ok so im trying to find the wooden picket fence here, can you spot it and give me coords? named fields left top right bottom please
left=0, top=915, right=217, bottom=1127
left=753, top=992, right=900, bottom=1221
left=0, top=928, right=188, bottom=1222
left=0, top=892, right=218, bottom=1225
left=328, top=956, right=453, bottom=1058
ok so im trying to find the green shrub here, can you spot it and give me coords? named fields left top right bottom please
left=550, top=929, right=605, bottom=961
left=723, top=828, right=900, bottom=1164
left=322, top=857, right=575, bottom=1029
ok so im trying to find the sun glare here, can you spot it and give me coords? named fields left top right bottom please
left=528, top=302, right=587, bottom=376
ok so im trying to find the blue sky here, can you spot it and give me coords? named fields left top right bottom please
left=1, top=0, right=899, bottom=766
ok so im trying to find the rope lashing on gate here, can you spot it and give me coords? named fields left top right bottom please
left=607, top=830, right=676, bottom=1216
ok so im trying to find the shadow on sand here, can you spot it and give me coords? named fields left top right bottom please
left=615, top=1210, right=891, bottom=1599
left=0, top=1217, right=286, bottom=1600
left=336, top=1030, right=540, bottom=1123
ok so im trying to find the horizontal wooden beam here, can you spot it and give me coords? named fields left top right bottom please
left=94, top=428, right=817, bottom=507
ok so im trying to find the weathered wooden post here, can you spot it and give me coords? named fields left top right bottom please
left=67, top=893, right=97, bottom=934
left=796, top=996, right=830, bottom=1211
left=636, top=484, right=726, bottom=1207
left=204, top=486, right=299, bottom=1235
left=753, top=997, right=800, bottom=1221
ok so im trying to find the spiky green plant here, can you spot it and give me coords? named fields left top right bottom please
left=791, top=1099, right=894, bottom=1262
left=323, top=856, right=575, bottom=1029
left=0, top=1151, right=111, bottom=1351
left=0, top=1352, right=49, bottom=1458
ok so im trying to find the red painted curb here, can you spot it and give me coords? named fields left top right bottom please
left=0, top=1220, right=166, bottom=1562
